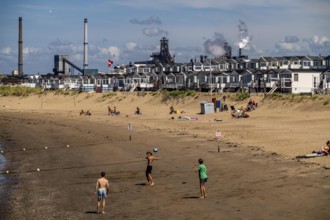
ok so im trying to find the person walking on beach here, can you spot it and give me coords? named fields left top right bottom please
left=194, top=158, right=208, bottom=198
left=146, top=152, right=161, bottom=186
left=95, top=172, right=110, bottom=214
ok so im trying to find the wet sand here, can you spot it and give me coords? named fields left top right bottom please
left=0, top=93, right=329, bottom=219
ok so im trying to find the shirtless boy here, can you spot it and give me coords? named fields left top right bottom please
left=95, top=172, right=110, bottom=214
left=146, top=152, right=161, bottom=186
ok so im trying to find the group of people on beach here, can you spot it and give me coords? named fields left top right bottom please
left=79, top=106, right=142, bottom=118
left=108, top=106, right=120, bottom=115
left=230, top=99, right=258, bottom=118
left=79, top=109, right=92, bottom=116
left=95, top=155, right=208, bottom=214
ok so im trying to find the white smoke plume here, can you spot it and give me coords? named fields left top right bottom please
left=238, top=19, right=251, bottom=49
left=203, top=32, right=227, bottom=56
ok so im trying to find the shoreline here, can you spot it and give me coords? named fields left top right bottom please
left=0, top=143, right=12, bottom=219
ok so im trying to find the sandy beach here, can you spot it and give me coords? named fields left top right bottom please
left=0, top=92, right=329, bottom=219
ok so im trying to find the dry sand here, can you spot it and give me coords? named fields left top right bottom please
left=0, top=92, right=329, bottom=219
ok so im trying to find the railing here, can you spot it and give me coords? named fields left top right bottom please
left=129, top=83, right=138, bottom=92
left=268, top=84, right=278, bottom=94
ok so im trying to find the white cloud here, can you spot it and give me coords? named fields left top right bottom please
left=126, top=42, right=139, bottom=51
left=23, top=47, right=43, bottom=55
left=309, top=35, right=330, bottom=46
left=0, top=47, right=13, bottom=55
left=275, top=42, right=301, bottom=52
left=142, top=28, right=168, bottom=37
left=98, top=46, right=121, bottom=58
left=303, top=35, right=330, bottom=55
left=109, top=46, right=121, bottom=58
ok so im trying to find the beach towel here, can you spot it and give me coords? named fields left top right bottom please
left=176, top=116, right=198, bottom=121
left=296, top=153, right=325, bottom=159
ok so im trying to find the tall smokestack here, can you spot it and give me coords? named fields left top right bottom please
left=83, top=18, right=88, bottom=70
left=239, top=48, right=242, bottom=57
left=18, top=17, right=23, bottom=76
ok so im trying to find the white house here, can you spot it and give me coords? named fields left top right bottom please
left=290, top=69, right=322, bottom=94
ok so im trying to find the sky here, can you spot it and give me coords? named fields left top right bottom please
left=0, top=0, right=330, bottom=75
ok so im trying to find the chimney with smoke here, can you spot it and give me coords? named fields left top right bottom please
left=18, top=17, right=23, bottom=76
left=237, top=20, right=251, bottom=59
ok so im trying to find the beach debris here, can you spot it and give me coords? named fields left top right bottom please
left=36, top=168, right=40, bottom=172
left=44, top=146, right=48, bottom=150
left=22, top=148, right=26, bottom=151
left=66, top=145, right=70, bottom=148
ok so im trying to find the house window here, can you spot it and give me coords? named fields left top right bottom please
left=303, top=61, right=310, bottom=66
left=294, top=74, right=299, bottom=82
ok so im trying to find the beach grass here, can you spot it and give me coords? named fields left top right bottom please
left=0, top=85, right=45, bottom=96
left=161, top=90, right=196, bottom=103
left=230, top=92, right=250, bottom=101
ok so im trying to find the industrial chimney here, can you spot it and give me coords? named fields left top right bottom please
left=18, top=17, right=23, bottom=76
left=83, top=18, right=88, bottom=70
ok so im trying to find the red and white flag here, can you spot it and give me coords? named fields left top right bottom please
left=108, top=59, right=113, bottom=67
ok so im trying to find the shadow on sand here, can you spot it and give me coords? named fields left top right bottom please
left=85, top=211, right=98, bottom=214
left=182, top=196, right=200, bottom=199
left=135, top=183, right=147, bottom=186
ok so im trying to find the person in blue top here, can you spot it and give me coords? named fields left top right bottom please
left=194, top=158, right=208, bottom=198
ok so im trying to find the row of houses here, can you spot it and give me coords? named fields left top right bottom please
left=107, top=55, right=330, bottom=75
left=21, top=68, right=330, bottom=94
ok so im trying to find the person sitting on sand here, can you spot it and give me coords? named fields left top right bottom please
left=135, top=107, right=141, bottom=115
left=231, top=110, right=249, bottom=118
left=108, top=106, right=113, bottom=115
left=95, top=172, right=110, bottom=214
left=112, top=106, right=120, bottom=116
left=80, top=109, right=85, bottom=116
left=170, top=106, right=176, bottom=114
left=296, top=141, right=330, bottom=159
left=312, top=141, right=330, bottom=156
left=86, top=110, right=92, bottom=116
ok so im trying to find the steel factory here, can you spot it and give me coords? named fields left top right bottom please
left=3, top=17, right=330, bottom=94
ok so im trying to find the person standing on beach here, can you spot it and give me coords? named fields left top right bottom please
left=194, top=158, right=208, bottom=198
left=146, top=152, right=161, bottom=186
left=95, top=172, right=110, bottom=214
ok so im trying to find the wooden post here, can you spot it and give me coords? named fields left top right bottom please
left=128, top=123, right=132, bottom=141
left=215, top=131, right=221, bottom=153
